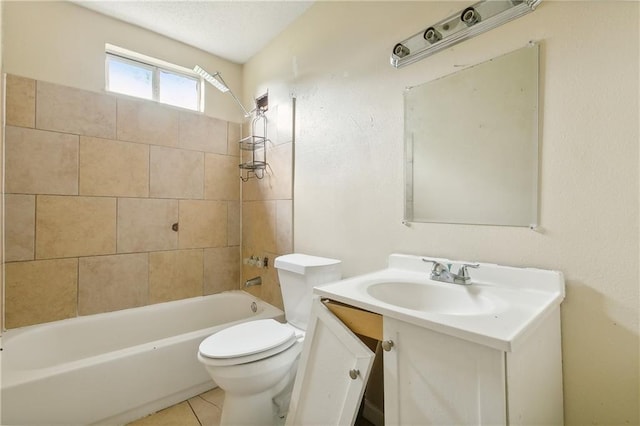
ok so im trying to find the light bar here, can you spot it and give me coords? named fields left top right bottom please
left=390, top=0, right=542, bottom=68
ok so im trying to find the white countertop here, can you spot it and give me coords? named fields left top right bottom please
left=314, top=254, right=565, bottom=352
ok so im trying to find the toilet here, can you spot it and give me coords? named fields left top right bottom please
left=197, top=253, right=341, bottom=426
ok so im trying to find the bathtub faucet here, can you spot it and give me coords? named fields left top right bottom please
left=245, top=276, right=262, bottom=287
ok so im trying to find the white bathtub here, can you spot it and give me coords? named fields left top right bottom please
left=1, top=291, right=283, bottom=425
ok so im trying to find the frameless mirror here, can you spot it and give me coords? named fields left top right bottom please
left=404, top=43, right=539, bottom=227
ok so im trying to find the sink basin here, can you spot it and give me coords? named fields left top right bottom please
left=366, top=281, right=496, bottom=315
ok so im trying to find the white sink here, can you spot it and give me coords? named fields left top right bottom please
left=314, top=254, right=565, bottom=351
left=366, top=281, right=497, bottom=315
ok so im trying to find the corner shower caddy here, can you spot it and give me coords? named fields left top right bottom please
left=239, top=109, right=268, bottom=181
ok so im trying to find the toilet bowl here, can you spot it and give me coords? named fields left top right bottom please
left=197, top=254, right=341, bottom=426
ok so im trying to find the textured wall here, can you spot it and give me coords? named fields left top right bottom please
left=244, top=2, right=639, bottom=424
left=4, top=75, right=241, bottom=328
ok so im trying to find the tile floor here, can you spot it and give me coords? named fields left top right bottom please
left=127, top=388, right=224, bottom=426
left=127, top=387, right=375, bottom=426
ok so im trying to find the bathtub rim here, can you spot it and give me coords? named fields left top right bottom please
left=2, top=290, right=275, bottom=339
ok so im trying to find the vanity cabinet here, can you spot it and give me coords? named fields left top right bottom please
left=289, top=297, right=563, bottom=426
left=383, top=316, right=506, bottom=424
left=383, top=310, right=563, bottom=426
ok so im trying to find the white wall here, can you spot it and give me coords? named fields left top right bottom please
left=244, top=1, right=639, bottom=425
left=2, top=1, right=243, bottom=122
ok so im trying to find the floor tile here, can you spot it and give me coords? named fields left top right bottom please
left=126, top=385, right=376, bottom=426
left=188, top=392, right=223, bottom=426
left=127, top=401, right=200, bottom=426
left=198, top=387, right=225, bottom=408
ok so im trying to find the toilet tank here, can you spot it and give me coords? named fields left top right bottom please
left=274, top=254, right=341, bottom=331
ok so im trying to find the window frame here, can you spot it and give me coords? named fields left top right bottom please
left=105, top=45, right=202, bottom=112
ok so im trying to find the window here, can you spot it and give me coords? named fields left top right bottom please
left=105, top=45, right=201, bottom=111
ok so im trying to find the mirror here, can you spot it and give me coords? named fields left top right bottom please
left=404, top=43, right=539, bottom=227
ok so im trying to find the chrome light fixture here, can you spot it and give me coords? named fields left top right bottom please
left=193, top=65, right=254, bottom=117
left=390, top=0, right=541, bottom=68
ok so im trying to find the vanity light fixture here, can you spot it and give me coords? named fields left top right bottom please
left=193, top=65, right=254, bottom=117
left=390, top=0, right=541, bottom=68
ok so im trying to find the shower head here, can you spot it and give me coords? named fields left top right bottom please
left=193, top=65, right=229, bottom=93
left=193, top=65, right=253, bottom=117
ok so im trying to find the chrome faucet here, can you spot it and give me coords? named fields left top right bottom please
left=422, top=258, right=479, bottom=285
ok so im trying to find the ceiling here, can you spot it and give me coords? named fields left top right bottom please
left=73, top=0, right=314, bottom=64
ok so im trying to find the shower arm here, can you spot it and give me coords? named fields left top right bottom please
left=227, top=86, right=254, bottom=118
left=194, top=65, right=254, bottom=118
left=213, top=72, right=254, bottom=118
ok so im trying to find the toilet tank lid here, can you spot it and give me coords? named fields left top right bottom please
left=275, top=253, right=341, bottom=274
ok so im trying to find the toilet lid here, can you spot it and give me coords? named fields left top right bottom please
left=199, top=319, right=296, bottom=359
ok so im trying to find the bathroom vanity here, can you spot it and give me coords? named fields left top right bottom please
left=286, top=254, right=565, bottom=426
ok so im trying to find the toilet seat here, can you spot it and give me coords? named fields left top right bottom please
left=199, top=319, right=300, bottom=366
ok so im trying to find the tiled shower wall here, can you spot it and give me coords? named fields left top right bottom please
left=241, top=99, right=294, bottom=310
left=3, top=74, right=242, bottom=329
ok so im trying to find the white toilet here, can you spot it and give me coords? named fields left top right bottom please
left=197, top=253, right=341, bottom=426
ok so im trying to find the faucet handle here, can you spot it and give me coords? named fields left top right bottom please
left=457, top=263, right=479, bottom=279
left=422, top=258, right=450, bottom=276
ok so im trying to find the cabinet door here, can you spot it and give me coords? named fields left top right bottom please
left=383, top=317, right=506, bottom=426
left=286, top=298, right=375, bottom=426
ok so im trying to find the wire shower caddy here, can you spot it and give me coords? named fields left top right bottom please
left=239, top=109, right=269, bottom=182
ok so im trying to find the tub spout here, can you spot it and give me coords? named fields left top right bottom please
left=245, top=276, right=262, bottom=287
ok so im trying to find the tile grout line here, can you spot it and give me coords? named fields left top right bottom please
left=197, top=394, right=222, bottom=409
left=187, top=399, right=204, bottom=426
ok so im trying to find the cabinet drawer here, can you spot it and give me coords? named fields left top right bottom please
left=322, top=299, right=383, bottom=341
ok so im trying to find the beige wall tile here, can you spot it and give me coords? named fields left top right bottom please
left=204, top=153, right=240, bottom=201
left=179, top=111, right=227, bottom=153
left=116, top=98, right=179, bottom=147
left=260, top=251, right=284, bottom=310
left=118, top=198, right=178, bottom=253
left=241, top=122, right=251, bottom=145
left=36, top=81, right=116, bottom=139
left=149, top=249, right=203, bottom=303
left=227, top=121, right=241, bottom=156
left=78, top=253, right=148, bottom=315
left=227, top=201, right=240, bottom=246
left=6, top=74, right=36, bottom=128
left=240, top=250, right=283, bottom=309
left=36, top=195, right=116, bottom=259
left=204, top=246, right=240, bottom=295
left=276, top=199, right=293, bottom=254
left=241, top=262, right=261, bottom=299
left=5, top=258, right=78, bottom=328
left=150, top=146, right=204, bottom=199
left=5, top=126, right=79, bottom=195
left=5, top=194, right=35, bottom=262
left=179, top=200, right=227, bottom=249
left=242, top=200, right=276, bottom=254
left=79, top=136, right=149, bottom=197
left=242, top=142, right=292, bottom=201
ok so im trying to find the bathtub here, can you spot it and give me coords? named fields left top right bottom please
left=1, top=291, right=283, bottom=425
